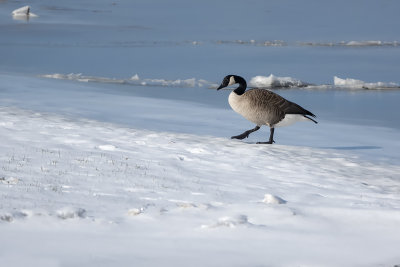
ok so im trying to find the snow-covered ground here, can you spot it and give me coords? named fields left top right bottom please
left=1, top=74, right=400, bottom=266
left=2, top=105, right=400, bottom=267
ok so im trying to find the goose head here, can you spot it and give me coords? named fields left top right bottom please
left=217, top=75, right=247, bottom=95
left=217, top=75, right=239, bottom=90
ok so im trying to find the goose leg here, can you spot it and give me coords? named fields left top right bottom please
left=231, top=125, right=260, bottom=140
left=257, top=127, right=275, bottom=144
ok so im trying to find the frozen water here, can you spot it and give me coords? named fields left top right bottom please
left=1, top=0, right=400, bottom=84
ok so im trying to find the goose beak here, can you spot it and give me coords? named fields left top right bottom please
left=217, top=84, right=224, bottom=90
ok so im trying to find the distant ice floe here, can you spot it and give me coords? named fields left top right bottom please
left=249, top=74, right=312, bottom=88
left=334, top=76, right=400, bottom=90
left=216, top=39, right=399, bottom=47
left=11, top=6, right=38, bottom=20
left=299, top=40, right=399, bottom=47
left=216, top=40, right=286, bottom=47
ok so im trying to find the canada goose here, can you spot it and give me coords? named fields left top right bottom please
left=217, top=75, right=317, bottom=144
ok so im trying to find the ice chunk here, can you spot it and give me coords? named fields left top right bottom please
left=12, top=6, right=31, bottom=15
left=346, top=41, right=382, bottom=46
left=249, top=74, right=311, bottom=88
left=12, top=6, right=38, bottom=20
left=130, top=74, right=140, bottom=81
left=334, top=76, right=400, bottom=90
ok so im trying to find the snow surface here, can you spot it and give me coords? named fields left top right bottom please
left=1, top=74, right=400, bottom=266
left=1, top=105, right=400, bottom=266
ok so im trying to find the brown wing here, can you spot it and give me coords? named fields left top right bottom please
left=243, top=89, right=316, bottom=124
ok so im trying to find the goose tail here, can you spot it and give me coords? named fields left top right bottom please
left=304, top=114, right=318, bottom=124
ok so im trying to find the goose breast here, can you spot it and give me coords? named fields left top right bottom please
left=228, top=89, right=285, bottom=126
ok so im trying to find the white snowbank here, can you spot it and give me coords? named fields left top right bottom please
left=249, top=74, right=311, bottom=88
left=40, top=73, right=400, bottom=91
left=334, top=76, right=400, bottom=90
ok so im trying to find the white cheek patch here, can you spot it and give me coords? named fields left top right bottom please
left=228, top=76, right=236, bottom=86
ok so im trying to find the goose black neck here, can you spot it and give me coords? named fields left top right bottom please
left=233, top=76, right=247, bottom=95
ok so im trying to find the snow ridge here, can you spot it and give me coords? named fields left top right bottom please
left=41, top=73, right=400, bottom=90
left=40, top=73, right=211, bottom=88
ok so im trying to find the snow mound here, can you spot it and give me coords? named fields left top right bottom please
left=202, top=215, right=250, bottom=229
left=98, top=144, right=116, bottom=151
left=0, top=177, right=20, bottom=185
left=57, top=207, right=86, bottom=220
left=0, top=210, right=30, bottom=222
left=0, top=213, right=14, bottom=222
left=127, top=208, right=143, bottom=216
left=262, top=194, right=287, bottom=204
left=334, top=76, right=400, bottom=90
left=249, top=74, right=311, bottom=88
